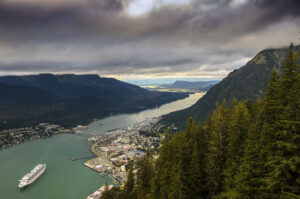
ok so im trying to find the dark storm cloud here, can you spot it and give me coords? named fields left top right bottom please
left=1, top=0, right=298, bottom=41
left=0, top=57, right=197, bottom=72
left=0, top=0, right=299, bottom=77
left=0, top=0, right=127, bottom=42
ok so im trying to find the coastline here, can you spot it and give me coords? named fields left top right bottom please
left=0, top=126, right=74, bottom=150
left=0, top=91, right=190, bottom=132
left=0, top=92, right=191, bottom=151
left=0, top=92, right=204, bottom=199
left=84, top=117, right=162, bottom=187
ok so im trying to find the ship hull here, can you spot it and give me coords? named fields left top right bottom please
left=18, top=165, right=46, bottom=189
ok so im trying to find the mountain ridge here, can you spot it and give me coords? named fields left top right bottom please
left=0, top=74, right=188, bottom=130
left=160, top=80, right=219, bottom=91
left=161, top=45, right=300, bottom=129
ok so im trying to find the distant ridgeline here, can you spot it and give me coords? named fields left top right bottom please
left=162, top=45, right=300, bottom=129
left=0, top=74, right=188, bottom=130
left=100, top=44, right=300, bottom=199
left=159, top=80, right=219, bottom=91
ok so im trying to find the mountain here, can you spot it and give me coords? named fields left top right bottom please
left=0, top=74, right=188, bottom=130
left=160, top=80, right=219, bottom=91
left=161, top=45, right=300, bottom=129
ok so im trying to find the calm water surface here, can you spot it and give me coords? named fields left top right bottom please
left=0, top=92, right=204, bottom=199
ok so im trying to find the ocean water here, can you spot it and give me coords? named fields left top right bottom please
left=0, top=93, right=204, bottom=199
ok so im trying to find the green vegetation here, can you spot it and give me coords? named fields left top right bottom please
left=101, top=44, right=300, bottom=198
left=0, top=74, right=188, bottom=130
left=163, top=45, right=300, bottom=130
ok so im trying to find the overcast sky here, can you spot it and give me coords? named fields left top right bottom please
left=0, top=0, right=299, bottom=83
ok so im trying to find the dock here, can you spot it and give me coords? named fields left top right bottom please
left=83, top=157, right=113, bottom=173
left=71, top=155, right=96, bottom=161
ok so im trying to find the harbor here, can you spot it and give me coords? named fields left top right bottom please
left=84, top=158, right=112, bottom=173
left=71, top=155, right=96, bottom=161
left=0, top=93, right=204, bottom=199
left=83, top=118, right=161, bottom=187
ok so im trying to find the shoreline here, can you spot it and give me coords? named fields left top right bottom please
left=0, top=92, right=193, bottom=151
left=0, top=92, right=204, bottom=199
left=84, top=117, right=162, bottom=186
left=0, top=127, right=74, bottom=150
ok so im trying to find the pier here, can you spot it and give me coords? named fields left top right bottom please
left=71, top=155, right=96, bottom=161
left=74, top=132, right=98, bottom=137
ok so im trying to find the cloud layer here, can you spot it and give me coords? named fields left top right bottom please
left=0, top=0, right=299, bottom=80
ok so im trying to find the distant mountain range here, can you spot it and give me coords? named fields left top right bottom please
left=162, top=45, right=300, bottom=129
left=0, top=74, right=188, bottom=130
left=159, top=80, right=219, bottom=91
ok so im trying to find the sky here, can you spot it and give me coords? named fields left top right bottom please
left=0, top=0, right=299, bottom=84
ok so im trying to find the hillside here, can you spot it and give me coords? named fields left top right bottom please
left=161, top=45, right=300, bottom=128
left=0, top=74, right=188, bottom=130
left=101, top=44, right=300, bottom=199
left=160, top=80, right=218, bottom=91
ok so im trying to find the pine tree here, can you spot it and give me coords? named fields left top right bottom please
left=263, top=68, right=281, bottom=125
left=102, top=44, right=300, bottom=198
left=168, top=120, right=193, bottom=199
left=136, top=153, right=154, bottom=199
left=169, top=158, right=189, bottom=199
left=150, top=129, right=172, bottom=199
left=224, top=102, right=251, bottom=193
left=184, top=117, right=197, bottom=142
left=206, top=100, right=229, bottom=197
left=124, top=166, right=135, bottom=194
left=234, top=101, right=265, bottom=199
left=190, top=141, right=207, bottom=199
left=264, top=44, right=300, bottom=198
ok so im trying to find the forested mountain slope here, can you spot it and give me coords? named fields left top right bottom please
left=0, top=74, right=188, bottom=130
left=101, top=44, right=300, bottom=199
left=162, top=45, right=300, bottom=128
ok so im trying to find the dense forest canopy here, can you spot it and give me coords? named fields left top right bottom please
left=101, top=44, right=300, bottom=199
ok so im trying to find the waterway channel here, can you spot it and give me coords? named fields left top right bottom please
left=0, top=92, right=204, bottom=199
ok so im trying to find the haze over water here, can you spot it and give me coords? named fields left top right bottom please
left=0, top=93, right=204, bottom=199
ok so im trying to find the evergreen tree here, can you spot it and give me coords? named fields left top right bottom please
left=234, top=101, right=265, bottom=199
left=263, top=44, right=300, bottom=198
left=167, top=124, right=190, bottom=199
left=263, top=68, right=281, bottom=125
left=168, top=163, right=181, bottom=199
left=101, top=44, right=300, bottom=198
left=169, top=159, right=189, bottom=199
left=223, top=102, right=251, bottom=193
left=150, top=129, right=172, bottom=199
left=136, top=153, right=154, bottom=199
left=190, top=141, right=207, bottom=199
left=206, top=100, right=229, bottom=197
left=124, top=166, right=135, bottom=195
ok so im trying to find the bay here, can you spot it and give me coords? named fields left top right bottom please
left=0, top=92, right=204, bottom=199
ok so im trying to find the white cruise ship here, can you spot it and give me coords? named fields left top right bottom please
left=18, top=164, right=46, bottom=188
